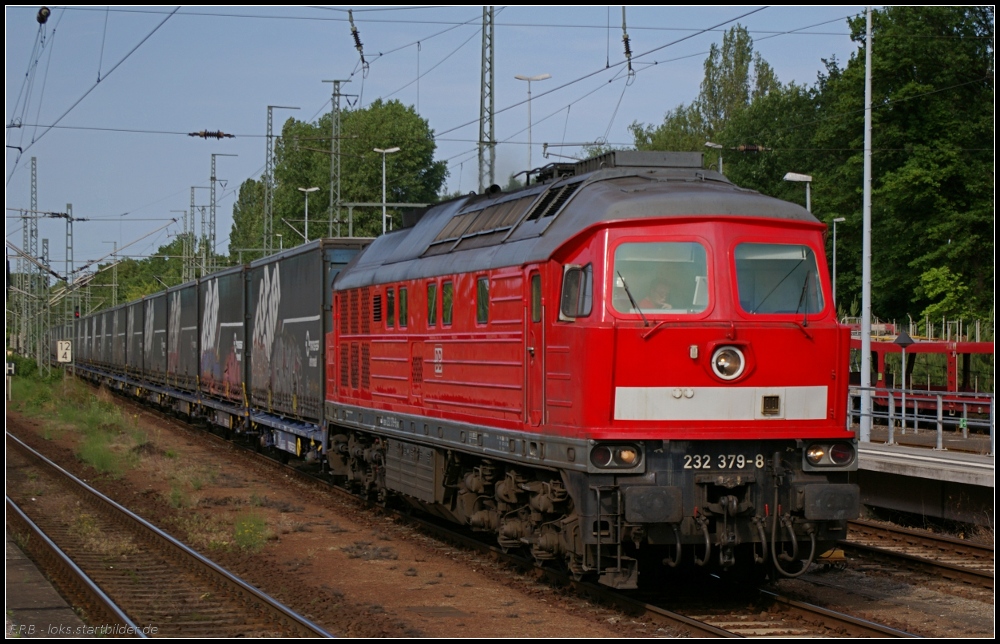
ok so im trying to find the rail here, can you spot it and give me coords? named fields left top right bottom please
left=7, top=432, right=335, bottom=638
left=848, top=385, right=995, bottom=456
left=6, top=498, right=147, bottom=637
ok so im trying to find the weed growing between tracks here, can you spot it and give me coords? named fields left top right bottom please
left=234, top=511, right=271, bottom=551
left=71, top=512, right=139, bottom=559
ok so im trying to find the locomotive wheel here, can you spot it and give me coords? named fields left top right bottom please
left=564, top=552, right=591, bottom=582
left=497, top=539, right=523, bottom=556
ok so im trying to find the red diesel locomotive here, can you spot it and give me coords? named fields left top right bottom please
left=326, top=151, right=859, bottom=587
left=60, top=150, right=858, bottom=589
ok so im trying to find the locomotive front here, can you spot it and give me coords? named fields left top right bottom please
left=546, top=161, right=859, bottom=586
left=325, top=152, right=858, bottom=590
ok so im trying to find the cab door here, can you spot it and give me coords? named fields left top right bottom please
left=526, top=270, right=544, bottom=426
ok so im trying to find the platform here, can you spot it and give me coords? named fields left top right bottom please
left=5, top=529, right=88, bottom=638
left=860, top=424, right=993, bottom=487
left=853, top=425, right=994, bottom=525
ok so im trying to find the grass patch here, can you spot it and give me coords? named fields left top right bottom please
left=169, top=483, right=190, bottom=509
left=170, top=513, right=232, bottom=552
left=72, top=513, right=138, bottom=559
left=233, top=512, right=270, bottom=551
left=10, top=530, right=30, bottom=551
left=10, top=376, right=58, bottom=414
left=11, top=377, right=144, bottom=478
left=76, top=433, right=137, bottom=478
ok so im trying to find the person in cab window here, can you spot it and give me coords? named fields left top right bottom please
left=639, top=281, right=672, bottom=310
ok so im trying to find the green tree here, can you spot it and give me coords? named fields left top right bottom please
left=82, top=235, right=191, bottom=308
left=631, top=9, right=993, bottom=325
left=697, top=26, right=781, bottom=139
left=233, top=98, right=448, bottom=252
left=812, top=7, right=994, bottom=322
left=628, top=25, right=780, bottom=155
left=629, top=103, right=706, bottom=153
left=504, top=173, right=524, bottom=192
left=715, top=82, right=819, bottom=204
left=228, top=178, right=265, bottom=262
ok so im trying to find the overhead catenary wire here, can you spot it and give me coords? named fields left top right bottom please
left=29, top=6, right=990, bottom=42
left=7, top=8, right=64, bottom=161
left=435, top=6, right=770, bottom=139
left=6, top=6, right=180, bottom=186
left=97, top=6, right=110, bottom=82
left=7, top=7, right=868, bottom=153
left=13, top=5, right=964, bottom=267
left=380, top=15, right=486, bottom=102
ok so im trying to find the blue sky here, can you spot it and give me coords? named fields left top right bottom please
left=5, top=6, right=868, bottom=275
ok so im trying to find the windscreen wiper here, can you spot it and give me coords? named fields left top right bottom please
left=617, top=271, right=648, bottom=327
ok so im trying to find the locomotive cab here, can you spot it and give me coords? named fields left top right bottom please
left=547, top=194, right=859, bottom=585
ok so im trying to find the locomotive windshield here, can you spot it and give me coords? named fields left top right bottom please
left=612, top=242, right=709, bottom=314
left=735, top=243, right=825, bottom=315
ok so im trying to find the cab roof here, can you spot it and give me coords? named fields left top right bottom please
left=335, top=151, right=817, bottom=289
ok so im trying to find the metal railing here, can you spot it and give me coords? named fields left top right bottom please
left=848, top=385, right=994, bottom=456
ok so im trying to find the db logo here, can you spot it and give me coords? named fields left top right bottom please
left=433, top=345, right=443, bottom=375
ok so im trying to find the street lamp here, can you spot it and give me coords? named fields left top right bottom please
left=893, top=331, right=915, bottom=435
left=298, top=187, right=319, bottom=242
left=783, top=172, right=813, bottom=212
left=514, top=73, right=551, bottom=171
left=374, top=147, right=400, bottom=235
left=704, top=141, right=723, bottom=174
left=832, top=217, right=845, bottom=306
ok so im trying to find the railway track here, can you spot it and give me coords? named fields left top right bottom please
left=4, top=397, right=945, bottom=638
left=672, top=589, right=917, bottom=638
left=190, top=427, right=921, bottom=637
left=387, top=500, right=918, bottom=637
left=842, top=519, right=994, bottom=590
left=5, top=433, right=332, bottom=638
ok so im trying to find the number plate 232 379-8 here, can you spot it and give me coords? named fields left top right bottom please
left=683, top=454, right=765, bottom=470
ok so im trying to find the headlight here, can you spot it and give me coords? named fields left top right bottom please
left=590, top=445, right=614, bottom=467
left=805, top=442, right=856, bottom=467
left=711, top=346, right=745, bottom=380
left=590, top=444, right=642, bottom=469
left=806, top=445, right=826, bottom=465
left=617, top=447, right=638, bottom=465
left=829, top=442, right=855, bottom=465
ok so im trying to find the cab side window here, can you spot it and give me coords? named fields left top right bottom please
left=442, top=281, right=454, bottom=326
left=399, top=287, right=408, bottom=328
left=560, top=264, right=593, bottom=319
left=386, top=288, right=395, bottom=328
left=531, top=274, right=542, bottom=323
left=427, top=283, right=437, bottom=327
left=476, top=277, right=489, bottom=324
